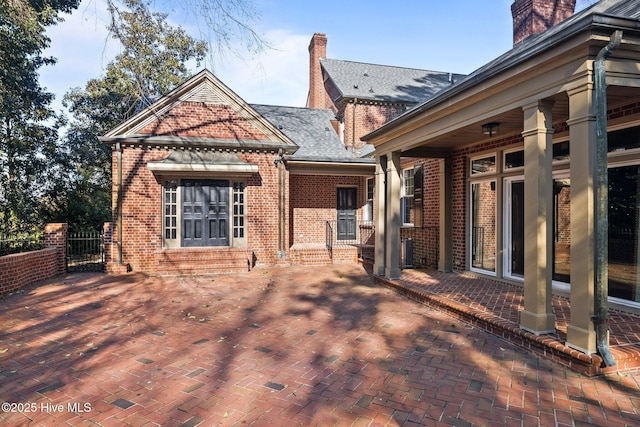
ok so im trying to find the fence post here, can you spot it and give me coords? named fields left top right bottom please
left=44, top=223, right=68, bottom=275
left=103, top=222, right=113, bottom=269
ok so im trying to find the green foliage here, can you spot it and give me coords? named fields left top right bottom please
left=0, top=0, right=80, bottom=234
left=57, top=0, right=209, bottom=232
left=2, top=0, right=261, bottom=234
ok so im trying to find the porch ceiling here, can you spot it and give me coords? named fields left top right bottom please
left=401, top=85, right=640, bottom=158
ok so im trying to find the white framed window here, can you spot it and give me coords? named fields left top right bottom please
left=401, top=168, right=414, bottom=226
left=365, top=177, right=374, bottom=223
left=163, top=179, right=246, bottom=248
left=470, top=179, right=497, bottom=275
left=503, top=148, right=524, bottom=171
left=470, top=153, right=497, bottom=176
left=503, top=176, right=524, bottom=280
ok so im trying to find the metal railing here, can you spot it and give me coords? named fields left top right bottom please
left=0, top=234, right=44, bottom=257
left=67, top=231, right=105, bottom=272
left=326, top=221, right=333, bottom=258
left=325, top=220, right=375, bottom=261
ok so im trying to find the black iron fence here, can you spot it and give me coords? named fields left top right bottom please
left=0, top=233, right=44, bottom=257
left=325, top=220, right=375, bottom=261
left=67, top=231, right=104, bottom=272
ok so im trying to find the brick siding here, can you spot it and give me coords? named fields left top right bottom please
left=0, top=223, right=67, bottom=296
left=138, top=102, right=271, bottom=140
left=289, top=175, right=367, bottom=245
left=108, top=146, right=286, bottom=274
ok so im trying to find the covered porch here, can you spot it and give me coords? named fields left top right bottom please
left=364, top=4, right=640, bottom=364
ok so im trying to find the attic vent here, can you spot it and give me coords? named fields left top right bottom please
left=353, top=84, right=359, bottom=89
left=363, top=72, right=369, bottom=77
left=182, top=85, right=225, bottom=104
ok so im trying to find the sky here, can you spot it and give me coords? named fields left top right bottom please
left=39, top=0, right=598, bottom=115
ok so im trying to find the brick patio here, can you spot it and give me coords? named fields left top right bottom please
left=1, top=264, right=640, bottom=426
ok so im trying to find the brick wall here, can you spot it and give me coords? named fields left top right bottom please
left=138, top=102, right=271, bottom=140
left=289, top=175, right=367, bottom=245
left=0, top=223, right=67, bottom=296
left=341, top=102, right=407, bottom=150
left=511, top=0, right=576, bottom=45
left=308, top=33, right=328, bottom=109
left=109, top=146, right=286, bottom=273
left=450, top=134, right=523, bottom=271
left=401, top=158, right=441, bottom=267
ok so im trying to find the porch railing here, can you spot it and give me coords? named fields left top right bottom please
left=326, top=221, right=333, bottom=258
left=325, top=220, right=375, bottom=261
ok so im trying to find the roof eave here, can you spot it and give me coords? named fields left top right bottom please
left=363, top=13, right=636, bottom=142
left=285, top=158, right=375, bottom=176
left=100, top=135, right=299, bottom=154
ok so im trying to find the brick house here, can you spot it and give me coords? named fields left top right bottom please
left=101, top=28, right=464, bottom=274
left=364, top=0, right=640, bottom=358
left=307, top=33, right=467, bottom=267
left=101, top=70, right=377, bottom=274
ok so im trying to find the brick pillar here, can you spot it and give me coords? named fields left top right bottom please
left=44, top=223, right=68, bottom=275
left=308, top=32, right=327, bottom=109
left=511, top=0, right=576, bottom=45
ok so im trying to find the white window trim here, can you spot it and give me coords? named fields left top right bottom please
left=469, top=178, right=497, bottom=276
left=401, top=167, right=414, bottom=226
left=162, top=178, right=247, bottom=249
left=470, top=152, right=497, bottom=177
left=503, top=175, right=524, bottom=281
left=365, top=177, right=374, bottom=223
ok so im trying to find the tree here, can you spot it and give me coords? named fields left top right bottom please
left=1, top=0, right=266, bottom=233
left=0, top=0, right=80, bottom=234
left=56, top=0, right=211, bottom=231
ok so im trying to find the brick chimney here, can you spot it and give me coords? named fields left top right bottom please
left=308, top=33, right=327, bottom=109
left=511, top=0, right=576, bottom=45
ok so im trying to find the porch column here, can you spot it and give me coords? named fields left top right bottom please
left=438, top=157, right=452, bottom=272
left=566, top=83, right=597, bottom=354
left=385, top=151, right=402, bottom=279
left=374, top=155, right=387, bottom=276
left=520, top=100, right=556, bottom=335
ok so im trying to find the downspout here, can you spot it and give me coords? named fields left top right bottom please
left=594, top=30, right=623, bottom=367
left=276, top=149, right=286, bottom=259
left=116, top=142, right=123, bottom=265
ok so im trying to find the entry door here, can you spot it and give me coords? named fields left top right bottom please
left=504, top=178, right=524, bottom=278
left=182, top=179, right=229, bottom=247
left=337, top=188, right=357, bottom=241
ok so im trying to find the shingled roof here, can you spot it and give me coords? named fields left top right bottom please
left=321, top=59, right=467, bottom=104
left=252, top=104, right=375, bottom=162
left=364, top=0, right=640, bottom=140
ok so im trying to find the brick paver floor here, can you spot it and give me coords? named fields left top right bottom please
left=1, top=263, right=640, bottom=426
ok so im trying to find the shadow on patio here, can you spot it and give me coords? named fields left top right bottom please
left=372, top=266, right=640, bottom=377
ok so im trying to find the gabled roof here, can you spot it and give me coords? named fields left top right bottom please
left=321, top=59, right=466, bottom=104
left=364, top=0, right=640, bottom=141
left=100, top=69, right=297, bottom=154
left=252, top=104, right=374, bottom=163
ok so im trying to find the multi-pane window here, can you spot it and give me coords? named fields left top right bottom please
left=365, top=178, right=374, bottom=222
left=401, top=168, right=414, bottom=225
left=164, top=180, right=177, bottom=240
left=233, top=182, right=245, bottom=238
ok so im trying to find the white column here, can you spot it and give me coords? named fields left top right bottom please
left=385, top=151, right=402, bottom=279
left=374, top=155, right=386, bottom=276
left=438, top=157, right=453, bottom=272
left=566, top=83, right=597, bottom=354
left=520, top=100, right=556, bottom=335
